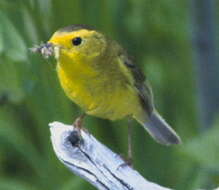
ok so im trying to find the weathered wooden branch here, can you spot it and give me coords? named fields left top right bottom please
left=49, top=121, right=171, bottom=190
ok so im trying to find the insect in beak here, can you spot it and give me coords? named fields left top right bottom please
left=30, top=42, right=55, bottom=59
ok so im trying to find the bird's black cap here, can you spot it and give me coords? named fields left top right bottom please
left=57, top=24, right=94, bottom=33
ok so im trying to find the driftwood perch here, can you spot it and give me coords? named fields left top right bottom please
left=49, top=121, right=172, bottom=190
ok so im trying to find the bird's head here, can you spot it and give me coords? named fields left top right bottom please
left=48, top=25, right=107, bottom=62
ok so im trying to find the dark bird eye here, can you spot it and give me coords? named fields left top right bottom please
left=72, top=37, right=82, bottom=46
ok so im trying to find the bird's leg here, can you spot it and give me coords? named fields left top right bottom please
left=127, top=119, right=133, bottom=165
left=117, top=120, right=133, bottom=169
left=73, top=113, right=86, bottom=129
left=128, top=123, right=132, bottom=161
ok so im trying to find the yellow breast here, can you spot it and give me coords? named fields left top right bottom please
left=56, top=56, right=142, bottom=120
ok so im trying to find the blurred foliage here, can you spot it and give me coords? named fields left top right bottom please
left=0, top=0, right=218, bottom=189
left=182, top=120, right=219, bottom=170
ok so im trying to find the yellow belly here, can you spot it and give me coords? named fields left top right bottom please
left=57, top=63, right=142, bottom=120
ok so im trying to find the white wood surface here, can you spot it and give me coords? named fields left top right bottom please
left=49, top=121, right=173, bottom=190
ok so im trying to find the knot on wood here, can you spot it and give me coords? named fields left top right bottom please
left=68, top=130, right=82, bottom=146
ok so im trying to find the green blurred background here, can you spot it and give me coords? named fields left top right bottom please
left=0, top=0, right=219, bottom=189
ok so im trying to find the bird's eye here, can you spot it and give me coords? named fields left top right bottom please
left=72, top=37, right=82, bottom=46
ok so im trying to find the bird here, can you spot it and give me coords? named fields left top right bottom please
left=42, top=24, right=181, bottom=146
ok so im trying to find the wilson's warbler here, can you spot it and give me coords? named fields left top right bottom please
left=40, top=25, right=181, bottom=145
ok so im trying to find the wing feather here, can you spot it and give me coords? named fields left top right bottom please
left=118, top=51, right=154, bottom=115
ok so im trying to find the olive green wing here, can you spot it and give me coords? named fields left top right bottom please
left=119, top=53, right=154, bottom=115
left=118, top=52, right=181, bottom=145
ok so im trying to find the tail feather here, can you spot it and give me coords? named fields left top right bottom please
left=139, top=111, right=181, bottom=145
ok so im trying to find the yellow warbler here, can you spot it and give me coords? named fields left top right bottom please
left=42, top=25, right=181, bottom=145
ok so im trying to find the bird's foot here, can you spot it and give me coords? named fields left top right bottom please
left=118, top=155, right=133, bottom=169
left=73, top=114, right=86, bottom=129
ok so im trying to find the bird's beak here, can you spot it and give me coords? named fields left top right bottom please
left=48, top=42, right=62, bottom=59
left=31, top=41, right=66, bottom=60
